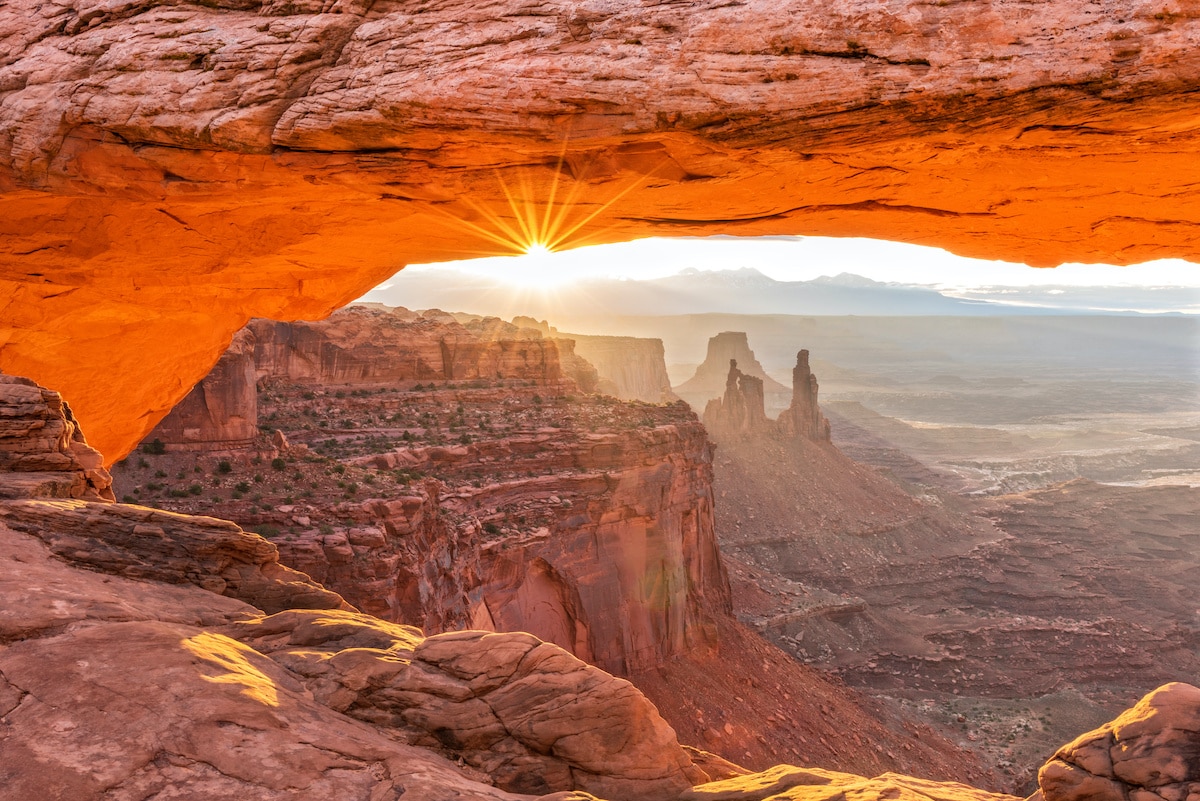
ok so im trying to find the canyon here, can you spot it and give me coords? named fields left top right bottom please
left=112, top=307, right=996, bottom=780
left=5, top=337, right=1199, bottom=799
left=2, top=2, right=1198, bottom=798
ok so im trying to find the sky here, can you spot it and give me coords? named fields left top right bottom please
left=379, top=235, right=1200, bottom=291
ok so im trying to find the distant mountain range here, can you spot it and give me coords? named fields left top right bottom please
left=361, top=267, right=1197, bottom=319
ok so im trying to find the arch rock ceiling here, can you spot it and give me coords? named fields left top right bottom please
left=2, top=0, right=1199, bottom=461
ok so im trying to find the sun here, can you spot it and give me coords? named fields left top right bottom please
left=524, top=242, right=553, bottom=258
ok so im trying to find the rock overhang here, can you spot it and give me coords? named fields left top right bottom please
left=2, top=0, right=1199, bottom=460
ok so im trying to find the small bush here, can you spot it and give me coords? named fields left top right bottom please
left=188, top=483, right=203, bottom=496
left=271, top=457, right=286, bottom=471
left=141, top=438, right=166, bottom=455
left=217, top=460, right=233, bottom=474
left=234, top=481, right=251, bottom=493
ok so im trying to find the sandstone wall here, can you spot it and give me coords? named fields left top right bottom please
left=251, top=307, right=565, bottom=385
left=143, top=328, right=259, bottom=452
left=276, top=421, right=731, bottom=675
left=560, top=334, right=679, bottom=404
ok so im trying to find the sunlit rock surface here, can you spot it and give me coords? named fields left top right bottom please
left=0, top=374, right=113, bottom=501
left=1037, top=682, right=1200, bottom=801
left=4, top=0, right=1200, bottom=458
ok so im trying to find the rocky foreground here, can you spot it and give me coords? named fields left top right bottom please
left=5, top=372, right=1200, bottom=799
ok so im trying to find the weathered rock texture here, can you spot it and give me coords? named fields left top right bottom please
left=562, top=333, right=679, bottom=404
left=677, top=334, right=789, bottom=414
left=1037, top=682, right=1200, bottom=801
left=775, top=350, right=831, bottom=443
left=251, top=307, right=568, bottom=387
left=6, top=0, right=1200, bottom=459
left=0, top=511, right=710, bottom=801
left=0, top=374, right=113, bottom=501
left=145, top=327, right=259, bottom=452
left=703, top=360, right=768, bottom=436
left=0, top=498, right=349, bottom=614
left=0, top=375, right=713, bottom=800
left=228, top=615, right=709, bottom=799
left=280, top=398, right=731, bottom=676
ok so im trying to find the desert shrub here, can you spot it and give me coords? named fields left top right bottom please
left=217, top=460, right=233, bottom=474
left=271, top=457, right=286, bottom=470
left=141, top=438, right=166, bottom=455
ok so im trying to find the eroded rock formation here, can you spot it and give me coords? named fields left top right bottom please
left=251, top=385, right=729, bottom=676
left=6, top=0, right=1200, bottom=459
left=703, top=360, right=768, bottom=436
left=1036, top=682, right=1200, bottom=801
left=0, top=374, right=113, bottom=501
left=252, top=307, right=567, bottom=387
left=563, top=333, right=679, bottom=404
left=702, top=344, right=831, bottom=444
left=677, top=333, right=789, bottom=414
left=776, top=350, right=832, bottom=443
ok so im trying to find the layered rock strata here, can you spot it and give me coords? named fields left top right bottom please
left=562, top=333, right=679, bottom=404
left=265, top=387, right=729, bottom=676
left=0, top=374, right=113, bottom=501
left=251, top=307, right=568, bottom=387
left=145, top=307, right=579, bottom=455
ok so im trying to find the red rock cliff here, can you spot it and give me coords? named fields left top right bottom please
left=280, top=405, right=731, bottom=676
left=143, top=328, right=259, bottom=452
left=560, top=333, right=679, bottom=404
left=251, top=307, right=567, bottom=386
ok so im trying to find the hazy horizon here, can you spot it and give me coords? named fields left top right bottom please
left=360, top=236, right=1200, bottom=317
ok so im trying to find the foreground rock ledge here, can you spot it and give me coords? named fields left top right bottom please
left=3, top=0, right=1200, bottom=459
left=1, top=373, right=1197, bottom=800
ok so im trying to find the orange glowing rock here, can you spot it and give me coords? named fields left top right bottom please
left=2, top=0, right=1199, bottom=459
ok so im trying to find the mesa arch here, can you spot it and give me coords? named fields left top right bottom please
left=2, top=0, right=1199, bottom=461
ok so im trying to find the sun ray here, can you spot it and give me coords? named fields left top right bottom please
left=426, top=140, right=671, bottom=265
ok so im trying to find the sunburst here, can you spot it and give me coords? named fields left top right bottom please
left=435, top=143, right=667, bottom=260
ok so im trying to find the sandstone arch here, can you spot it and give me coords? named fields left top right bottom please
left=2, top=0, right=1198, bottom=460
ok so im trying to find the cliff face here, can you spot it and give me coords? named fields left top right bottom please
left=0, top=375, right=114, bottom=501
left=118, top=348, right=729, bottom=676
left=251, top=307, right=566, bottom=386
left=144, top=328, right=259, bottom=452
left=143, top=307, right=580, bottom=453
left=561, top=333, right=679, bottom=404
left=271, top=390, right=730, bottom=676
